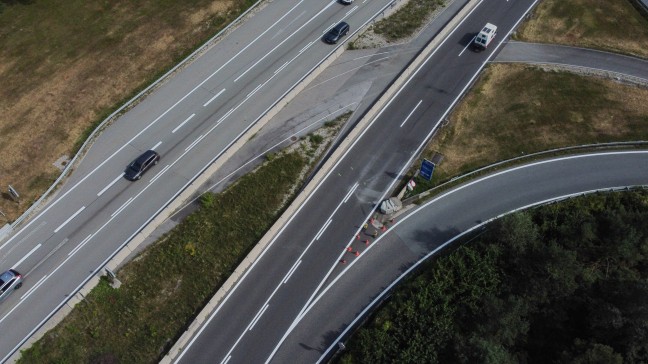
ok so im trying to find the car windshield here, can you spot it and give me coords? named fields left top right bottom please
left=0, top=272, right=10, bottom=285
left=131, top=161, right=142, bottom=170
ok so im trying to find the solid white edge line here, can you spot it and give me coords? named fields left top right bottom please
left=283, top=260, right=302, bottom=284
left=184, top=136, right=203, bottom=152
left=203, top=88, right=226, bottom=107
left=68, top=234, right=93, bottom=257
left=249, top=304, right=270, bottom=331
left=399, top=100, right=423, bottom=128
left=97, top=174, right=124, bottom=197
left=19, top=275, right=47, bottom=301
left=342, top=182, right=359, bottom=203
left=458, top=35, right=476, bottom=56
left=221, top=355, right=232, bottom=364
left=1, top=0, right=310, bottom=253
left=235, top=0, right=336, bottom=82
left=111, top=197, right=133, bottom=218
left=53, top=206, right=85, bottom=233
left=172, top=113, right=196, bottom=134
left=150, top=165, right=171, bottom=184
left=315, top=219, right=333, bottom=241
left=176, top=1, right=399, bottom=360
left=14, top=243, right=41, bottom=268
left=299, top=41, right=314, bottom=54
left=345, top=5, right=358, bottom=16
left=246, top=84, right=263, bottom=99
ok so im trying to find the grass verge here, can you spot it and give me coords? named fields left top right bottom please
left=515, top=0, right=648, bottom=59
left=0, top=0, right=257, bottom=222
left=17, top=116, right=346, bottom=363
left=349, top=0, right=446, bottom=48
left=403, top=63, right=648, bottom=197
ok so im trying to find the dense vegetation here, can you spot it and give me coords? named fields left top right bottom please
left=339, top=190, right=648, bottom=363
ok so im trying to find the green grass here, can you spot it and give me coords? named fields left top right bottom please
left=373, top=0, right=446, bottom=41
left=339, top=190, right=648, bottom=363
left=19, top=151, right=307, bottom=363
left=515, top=0, right=648, bottom=59
left=403, top=64, right=648, bottom=197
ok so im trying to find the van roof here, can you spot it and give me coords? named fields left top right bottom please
left=481, top=23, right=497, bottom=33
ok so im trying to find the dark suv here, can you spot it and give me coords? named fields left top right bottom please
left=323, top=22, right=350, bottom=44
left=125, top=150, right=160, bottom=181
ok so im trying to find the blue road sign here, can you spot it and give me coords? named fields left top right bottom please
left=420, top=159, right=435, bottom=180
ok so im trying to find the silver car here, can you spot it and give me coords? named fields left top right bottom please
left=0, top=269, right=23, bottom=302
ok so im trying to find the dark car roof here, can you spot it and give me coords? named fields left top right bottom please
left=332, top=22, right=349, bottom=32
left=135, top=150, right=158, bottom=164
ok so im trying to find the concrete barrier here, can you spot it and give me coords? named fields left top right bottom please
left=161, top=0, right=481, bottom=361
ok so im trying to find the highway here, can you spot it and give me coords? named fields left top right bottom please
left=0, top=0, right=400, bottom=360
left=174, top=0, right=543, bottom=363
left=275, top=151, right=648, bottom=363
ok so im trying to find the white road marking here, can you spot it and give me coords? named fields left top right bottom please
left=0, top=1, right=308, bottom=255
left=0, top=221, right=45, bottom=252
left=400, top=100, right=423, bottom=128
left=314, top=219, right=333, bottom=241
left=54, top=206, right=85, bottom=233
left=68, top=234, right=93, bottom=257
left=221, top=356, right=232, bottom=364
left=203, top=89, right=226, bottom=107
left=172, top=113, right=196, bottom=134
left=342, top=182, right=359, bottom=203
left=248, top=304, right=270, bottom=331
left=274, top=61, right=290, bottom=74
left=458, top=35, right=476, bottom=56
left=305, top=56, right=390, bottom=91
left=235, top=0, right=336, bottom=82
left=150, top=165, right=171, bottom=184
left=246, top=84, right=263, bottom=99
left=97, top=174, right=124, bottom=197
left=14, top=243, right=41, bottom=268
left=283, top=260, right=302, bottom=284
left=345, top=5, right=358, bottom=16
left=184, top=135, right=205, bottom=152
left=152, top=141, right=163, bottom=151
left=298, top=41, right=314, bottom=54
left=20, top=275, right=47, bottom=301
left=111, top=198, right=133, bottom=218
left=352, top=50, right=393, bottom=61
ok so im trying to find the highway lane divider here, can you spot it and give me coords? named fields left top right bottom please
left=161, top=0, right=482, bottom=361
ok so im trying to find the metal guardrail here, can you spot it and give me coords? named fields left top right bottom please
left=403, top=141, right=648, bottom=205
left=7, top=0, right=266, bottom=232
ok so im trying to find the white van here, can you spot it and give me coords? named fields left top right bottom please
left=473, top=23, right=497, bottom=50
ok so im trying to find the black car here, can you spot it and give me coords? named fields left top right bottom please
left=124, top=150, right=160, bottom=181
left=323, top=22, right=350, bottom=44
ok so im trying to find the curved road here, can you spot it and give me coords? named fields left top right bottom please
left=275, top=151, right=648, bottom=363
left=495, top=41, right=648, bottom=82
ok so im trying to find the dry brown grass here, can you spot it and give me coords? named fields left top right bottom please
left=415, top=64, right=648, bottom=189
left=516, top=0, right=648, bottom=59
left=0, top=0, right=240, bottom=222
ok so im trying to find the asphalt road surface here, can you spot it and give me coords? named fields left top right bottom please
left=175, top=0, right=544, bottom=363
left=0, top=0, right=400, bottom=360
left=496, top=41, right=648, bottom=82
left=276, top=151, right=648, bottom=363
